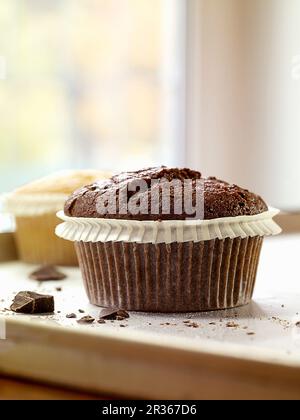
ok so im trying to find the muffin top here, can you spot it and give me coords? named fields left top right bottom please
left=13, top=170, right=112, bottom=196
left=64, top=167, right=268, bottom=221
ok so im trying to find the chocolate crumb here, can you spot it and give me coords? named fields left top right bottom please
left=77, top=315, right=95, bottom=324
left=66, top=313, right=77, bottom=319
left=99, top=308, right=130, bottom=321
left=186, top=322, right=199, bottom=329
left=116, top=310, right=130, bottom=320
left=30, top=265, right=66, bottom=281
left=10, top=291, right=54, bottom=314
left=116, top=315, right=125, bottom=321
left=247, top=332, right=255, bottom=336
left=296, top=322, right=300, bottom=327
left=209, top=322, right=216, bottom=326
left=78, top=309, right=85, bottom=313
left=56, top=287, right=62, bottom=292
left=97, top=319, right=106, bottom=324
left=120, top=325, right=127, bottom=328
left=226, top=322, right=239, bottom=328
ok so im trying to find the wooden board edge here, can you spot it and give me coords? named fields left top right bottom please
left=0, top=317, right=300, bottom=399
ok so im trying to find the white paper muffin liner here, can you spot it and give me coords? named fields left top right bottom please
left=3, top=193, right=68, bottom=216
left=56, top=208, right=281, bottom=244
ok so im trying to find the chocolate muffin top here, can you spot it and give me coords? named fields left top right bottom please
left=64, top=166, right=268, bottom=221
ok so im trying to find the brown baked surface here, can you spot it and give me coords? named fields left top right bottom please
left=13, top=170, right=112, bottom=195
left=64, top=166, right=268, bottom=220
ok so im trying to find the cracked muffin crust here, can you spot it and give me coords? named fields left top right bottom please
left=64, top=166, right=268, bottom=220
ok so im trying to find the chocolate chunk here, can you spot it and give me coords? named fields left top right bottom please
left=117, top=309, right=130, bottom=319
left=30, top=265, right=67, bottom=281
left=116, top=316, right=123, bottom=321
left=66, top=313, right=77, bottom=319
left=77, top=315, right=95, bottom=324
left=99, top=308, right=130, bottom=321
left=10, top=291, right=54, bottom=314
left=99, top=308, right=120, bottom=320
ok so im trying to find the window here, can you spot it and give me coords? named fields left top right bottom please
left=0, top=0, right=185, bottom=192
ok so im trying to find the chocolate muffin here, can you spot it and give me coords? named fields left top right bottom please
left=64, top=167, right=268, bottom=220
left=57, top=167, right=281, bottom=312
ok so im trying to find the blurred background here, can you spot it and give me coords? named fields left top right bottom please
left=1, top=0, right=300, bottom=211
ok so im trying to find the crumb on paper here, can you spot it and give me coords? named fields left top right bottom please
left=66, top=313, right=77, bottom=319
left=77, top=315, right=95, bottom=324
left=99, top=308, right=130, bottom=321
left=226, top=322, right=240, bottom=329
left=185, top=322, right=200, bottom=329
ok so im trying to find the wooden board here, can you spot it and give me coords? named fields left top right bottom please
left=0, top=235, right=300, bottom=399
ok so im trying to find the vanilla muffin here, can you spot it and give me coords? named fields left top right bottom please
left=6, top=170, right=111, bottom=266
left=57, top=167, right=281, bottom=312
